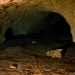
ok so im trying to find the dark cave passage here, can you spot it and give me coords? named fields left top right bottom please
left=5, top=28, right=14, bottom=40
left=5, top=28, right=26, bottom=41
left=39, top=13, right=71, bottom=37
left=24, top=12, right=72, bottom=43
left=0, top=12, right=71, bottom=58
left=5, top=12, right=72, bottom=43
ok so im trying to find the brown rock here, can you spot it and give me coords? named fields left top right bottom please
left=0, top=0, right=75, bottom=43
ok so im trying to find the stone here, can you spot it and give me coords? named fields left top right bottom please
left=9, top=65, right=17, bottom=69
left=46, top=49, right=63, bottom=58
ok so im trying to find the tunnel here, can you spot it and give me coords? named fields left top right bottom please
left=4, top=12, right=72, bottom=44
left=5, top=28, right=26, bottom=40
left=0, top=1, right=75, bottom=74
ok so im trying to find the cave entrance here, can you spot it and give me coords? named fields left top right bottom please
left=5, top=28, right=25, bottom=41
left=4, top=12, right=72, bottom=49
left=2, top=12, right=73, bottom=59
left=5, top=28, right=14, bottom=40
left=26, top=12, right=72, bottom=44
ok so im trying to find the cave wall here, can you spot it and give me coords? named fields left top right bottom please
left=0, top=0, right=75, bottom=43
left=39, top=0, right=75, bottom=41
left=0, top=0, right=22, bottom=4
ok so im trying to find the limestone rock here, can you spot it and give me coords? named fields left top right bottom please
left=0, top=0, right=22, bottom=4
left=46, top=49, right=63, bottom=58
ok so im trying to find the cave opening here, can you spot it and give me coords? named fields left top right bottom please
left=5, top=28, right=14, bottom=40
left=5, top=28, right=25, bottom=40
left=24, top=12, right=72, bottom=44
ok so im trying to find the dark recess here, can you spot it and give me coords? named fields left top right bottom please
left=0, top=12, right=73, bottom=54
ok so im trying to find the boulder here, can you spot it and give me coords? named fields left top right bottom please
left=46, top=49, right=63, bottom=58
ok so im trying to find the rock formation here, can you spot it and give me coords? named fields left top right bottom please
left=0, top=0, right=75, bottom=43
left=0, top=0, right=22, bottom=4
left=46, top=49, right=63, bottom=58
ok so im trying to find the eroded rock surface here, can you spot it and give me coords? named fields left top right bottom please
left=0, top=0, right=22, bottom=4
left=0, top=0, right=75, bottom=43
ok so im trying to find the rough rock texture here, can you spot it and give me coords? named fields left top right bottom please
left=46, top=49, right=63, bottom=58
left=0, top=0, right=22, bottom=4
left=0, top=42, right=75, bottom=75
left=0, top=0, right=75, bottom=43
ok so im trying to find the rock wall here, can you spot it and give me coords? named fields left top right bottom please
left=0, top=0, right=22, bottom=4
left=0, top=0, right=75, bottom=43
left=40, top=0, right=75, bottom=41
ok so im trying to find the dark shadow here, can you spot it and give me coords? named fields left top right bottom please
left=5, top=28, right=14, bottom=40
left=27, top=12, right=72, bottom=43
left=0, top=11, right=73, bottom=56
left=51, top=42, right=72, bottom=57
left=0, top=28, right=26, bottom=50
left=35, top=12, right=73, bottom=56
left=5, top=28, right=26, bottom=41
left=61, top=44, right=71, bottom=57
left=39, top=12, right=72, bottom=38
left=13, top=63, right=18, bottom=68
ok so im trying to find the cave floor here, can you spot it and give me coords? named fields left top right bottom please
left=0, top=35, right=75, bottom=75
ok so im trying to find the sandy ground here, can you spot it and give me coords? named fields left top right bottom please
left=0, top=34, right=75, bottom=75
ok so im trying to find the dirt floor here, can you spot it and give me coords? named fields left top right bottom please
left=0, top=34, right=75, bottom=75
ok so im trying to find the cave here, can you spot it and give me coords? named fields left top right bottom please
left=5, top=28, right=26, bottom=40
left=1, top=12, right=72, bottom=59
left=4, top=12, right=72, bottom=47
left=0, top=12, right=74, bottom=75
left=0, top=0, right=75, bottom=75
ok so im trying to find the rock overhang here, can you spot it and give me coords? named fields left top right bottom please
left=0, top=0, right=75, bottom=43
